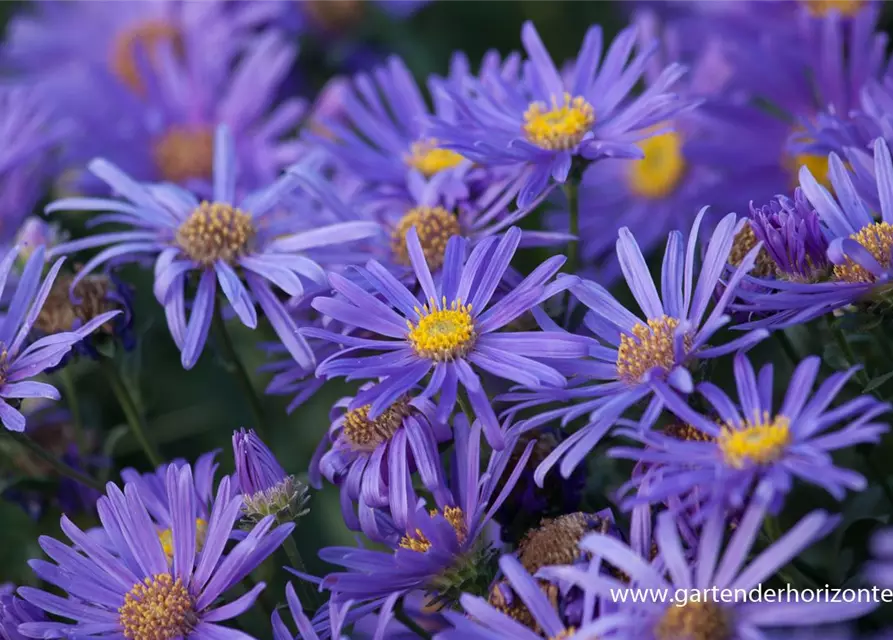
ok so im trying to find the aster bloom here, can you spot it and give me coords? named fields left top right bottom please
left=868, top=527, right=893, bottom=588
left=320, top=416, right=534, bottom=611
left=0, top=591, right=44, bottom=640
left=550, top=487, right=874, bottom=638
left=736, top=139, right=893, bottom=327
left=47, top=125, right=381, bottom=369
left=0, top=246, right=120, bottom=432
left=0, top=87, right=68, bottom=244
left=427, top=21, right=687, bottom=207
left=308, top=226, right=586, bottom=449
left=272, top=582, right=361, bottom=640
left=233, top=428, right=309, bottom=524
left=525, top=209, right=768, bottom=483
left=19, top=463, right=293, bottom=639
left=315, top=384, right=446, bottom=534
left=613, top=352, right=889, bottom=515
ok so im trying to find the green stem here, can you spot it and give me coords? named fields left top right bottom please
left=212, top=305, right=268, bottom=440
left=775, top=330, right=800, bottom=367
left=100, top=357, right=162, bottom=467
left=862, top=448, right=893, bottom=510
left=832, top=325, right=870, bottom=386
left=395, top=597, right=432, bottom=640
left=59, top=368, right=86, bottom=452
left=6, top=431, right=104, bottom=492
left=282, top=535, right=321, bottom=610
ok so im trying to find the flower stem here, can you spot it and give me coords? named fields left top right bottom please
left=6, top=431, right=104, bottom=492
left=861, top=448, right=893, bottom=510
left=99, top=357, right=162, bottom=468
left=59, top=368, right=86, bottom=452
left=832, top=325, right=870, bottom=386
left=211, top=305, right=268, bottom=440
left=775, top=330, right=800, bottom=367
left=395, top=596, right=432, bottom=640
left=282, top=534, right=322, bottom=611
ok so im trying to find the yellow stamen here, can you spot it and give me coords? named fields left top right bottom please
left=157, top=518, right=208, bottom=564
left=729, top=224, right=776, bottom=277
left=790, top=152, right=833, bottom=191
left=616, top=316, right=688, bottom=385
left=341, top=398, right=412, bottom=452
left=628, top=129, right=686, bottom=199
left=655, top=601, right=732, bottom=640
left=152, top=126, right=214, bottom=184
left=801, top=0, right=864, bottom=16
left=718, top=411, right=791, bottom=469
left=832, top=221, right=893, bottom=284
left=36, top=274, right=120, bottom=336
left=176, top=201, right=255, bottom=267
left=391, top=206, right=461, bottom=271
left=111, top=20, right=183, bottom=94
left=523, top=93, right=595, bottom=150
left=407, top=297, right=476, bottom=362
left=399, top=506, right=467, bottom=553
left=405, top=139, right=465, bottom=177
left=119, top=573, right=195, bottom=640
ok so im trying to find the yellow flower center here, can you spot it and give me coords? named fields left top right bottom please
left=518, top=513, right=596, bottom=574
left=407, top=297, right=476, bottom=362
left=399, top=506, right=467, bottom=553
left=789, top=152, right=832, bottom=191
left=152, top=126, right=214, bottom=184
left=628, top=129, right=686, bottom=199
left=157, top=518, right=208, bottom=564
left=111, top=20, right=183, bottom=94
left=728, top=224, right=776, bottom=277
left=341, top=398, right=412, bottom=452
left=616, top=316, right=686, bottom=385
left=523, top=93, right=595, bottom=150
left=119, top=573, right=195, bottom=640
left=801, top=0, right=864, bottom=16
left=718, top=412, right=791, bottom=469
left=391, top=206, right=461, bottom=271
left=655, top=601, right=732, bottom=640
left=405, top=139, right=465, bottom=177
left=175, top=201, right=256, bottom=267
left=832, top=221, right=893, bottom=284
left=35, top=273, right=119, bottom=336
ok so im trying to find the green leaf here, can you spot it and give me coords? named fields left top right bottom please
left=865, top=371, right=893, bottom=392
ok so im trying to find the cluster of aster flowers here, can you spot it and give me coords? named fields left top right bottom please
left=5, top=1, right=893, bottom=639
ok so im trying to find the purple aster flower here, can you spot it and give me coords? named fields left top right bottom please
left=0, top=591, right=44, bottom=640
left=19, top=463, right=293, bottom=639
left=233, top=428, right=309, bottom=525
left=736, top=138, right=893, bottom=327
left=46, top=125, right=382, bottom=369
left=524, top=209, right=768, bottom=483
left=13, top=218, right=67, bottom=266
left=319, top=416, right=534, bottom=612
left=748, top=188, right=832, bottom=283
left=307, top=226, right=587, bottom=449
left=0, top=87, right=68, bottom=244
left=613, top=352, right=889, bottom=515
left=0, top=246, right=119, bottom=432
left=428, top=21, right=687, bottom=207
left=868, top=527, right=893, bottom=587
left=314, top=384, right=446, bottom=534
left=440, top=554, right=600, bottom=640
left=273, top=582, right=367, bottom=640
left=550, top=487, right=874, bottom=638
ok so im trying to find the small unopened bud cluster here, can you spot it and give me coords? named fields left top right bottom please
left=241, top=475, right=310, bottom=526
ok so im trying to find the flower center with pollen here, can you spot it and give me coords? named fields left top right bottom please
left=719, top=411, right=791, bottom=469
left=616, top=316, right=687, bottom=385
left=400, top=506, right=467, bottom=553
left=655, top=601, right=732, bottom=640
left=157, top=518, right=208, bottom=564
left=628, top=129, right=686, bottom=199
left=119, top=573, right=195, bottom=640
left=152, top=126, right=214, bottom=184
left=341, top=398, right=412, bottom=452
left=405, top=139, right=465, bottom=177
left=789, top=152, right=832, bottom=191
left=35, top=274, right=120, bottom=336
left=176, top=201, right=255, bottom=267
left=111, top=20, right=184, bottom=94
left=407, top=297, right=476, bottom=361
left=832, top=221, right=893, bottom=284
left=391, top=206, right=461, bottom=271
left=523, top=93, right=595, bottom=150
left=801, top=0, right=864, bottom=16
left=729, top=224, right=776, bottom=277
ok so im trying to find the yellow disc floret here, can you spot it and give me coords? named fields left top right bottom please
left=628, top=129, right=686, bottom=199
left=832, top=221, right=893, bottom=284
left=655, top=601, right=732, bottom=640
left=718, top=411, right=791, bottom=469
left=616, top=316, right=686, bottom=385
left=407, top=297, right=476, bottom=361
left=405, top=139, right=465, bottom=177
left=153, top=126, right=215, bottom=184
left=176, top=201, right=255, bottom=267
left=111, top=20, right=183, bottom=94
left=341, top=398, right=412, bottom=452
left=391, top=206, right=461, bottom=271
left=523, top=93, right=595, bottom=150
left=399, top=506, right=467, bottom=553
left=119, top=573, right=195, bottom=640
